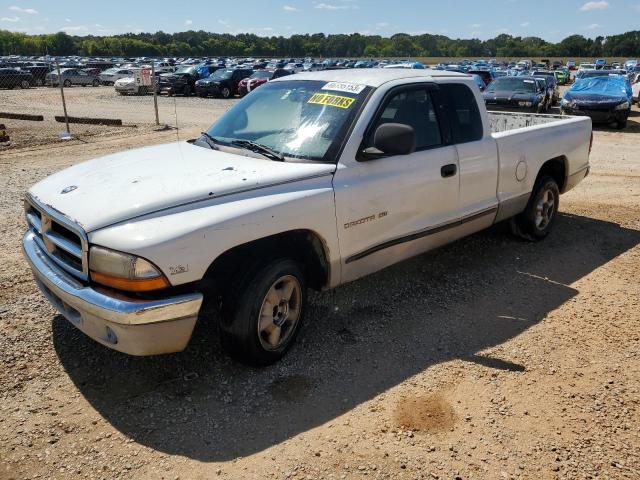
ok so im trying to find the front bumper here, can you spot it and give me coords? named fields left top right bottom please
left=195, top=84, right=219, bottom=96
left=485, top=103, right=538, bottom=113
left=115, top=83, right=139, bottom=93
left=22, top=231, right=203, bottom=356
left=562, top=106, right=629, bottom=124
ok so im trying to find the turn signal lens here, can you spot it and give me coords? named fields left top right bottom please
left=90, top=271, right=170, bottom=292
left=89, top=246, right=170, bottom=292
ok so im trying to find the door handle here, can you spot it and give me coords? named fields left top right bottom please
left=441, top=164, right=457, bottom=178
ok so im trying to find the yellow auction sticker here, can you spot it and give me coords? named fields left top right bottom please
left=307, top=93, right=356, bottom=109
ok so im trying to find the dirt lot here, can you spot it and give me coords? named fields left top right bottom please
left=1, top=87, right=639, bottom=480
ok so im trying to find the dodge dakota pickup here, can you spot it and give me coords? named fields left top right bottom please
left=23, top=69, right=592, bottom=365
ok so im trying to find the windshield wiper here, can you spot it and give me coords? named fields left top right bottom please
left=199, top=131, right=221, bottom=150
left=230, top=139, right=285, bottom=162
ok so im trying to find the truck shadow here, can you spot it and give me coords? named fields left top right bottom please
left=52, top=212, right=640, bottom=461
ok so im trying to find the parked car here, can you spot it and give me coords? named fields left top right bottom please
left=567, top=60, right=577, bottom=70
left=632, top=73, right=640, bottom=104
left=532, top=71, right=560, bottom=105
left=0, top=68, right=35, bottom=88
left=114, top=70, right=160, bottom=96
left=468, top=70, right=493, bottom=86
left=99, top=67, right=138, bottom=85
left=470, top=74, right=487, bottom=92
left=195, top=68, right=253, bottom=98
left=237, top=68, right=292, bottom=96
left=554, top=69, right=570, bottom=85
left=46, top=68, right=100, bottom=87
left=484, top=76, right=549, bottom=113
left=22, top=69, right=591, bottom=365
left=158, top=65, right=218, bottom=96
left=24, top=65, right=52, bottom=86
left=595, top=59, right=606, bottom=69
left=561, top=75, right=632, bottom=129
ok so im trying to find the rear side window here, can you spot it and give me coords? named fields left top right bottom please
left=440, top=83, right=483, bottom=144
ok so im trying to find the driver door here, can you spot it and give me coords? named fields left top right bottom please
left=333, top=84, right=461, bottom=284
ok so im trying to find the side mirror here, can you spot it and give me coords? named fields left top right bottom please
left=362, top=123, right=416, bottom=160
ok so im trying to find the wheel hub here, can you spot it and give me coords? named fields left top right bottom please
left=535, top=188, right=555, bottom=229
left=258, top=275, right=301, bottom=350
left=273, top=300, right=289, bottom=327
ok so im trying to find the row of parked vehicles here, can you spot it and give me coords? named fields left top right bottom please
left=482, top=65, right=638, bottom=129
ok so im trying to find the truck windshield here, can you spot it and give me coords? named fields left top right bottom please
left=203, top=80, right=371, bottom=162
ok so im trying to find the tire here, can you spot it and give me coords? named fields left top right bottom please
left=63, top=79, right=71, bottom=87
left=219, top=258, right=307, bottom=366
left=20, top=80, right=30, bottom=89
left=92, top=79, right=99, bottom=87
left=220, top=87, right=231, bottom=99
left=616, top=119, right=628, bottom=130
left=510, top=175, right=560, bottom=241
left=183, top=85, right=192, bottom=96
left=36, top=79, right=43, bottom=87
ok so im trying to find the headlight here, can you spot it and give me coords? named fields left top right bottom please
left=561, top=98, right=572, bottom=107
left=615, top=101, right=630, bottom=110
left=518, top=101, right=533, bottom=107
left=89, top=246, right=170, bottom=292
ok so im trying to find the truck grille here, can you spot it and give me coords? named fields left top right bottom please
left=25, top=195, right=88, bottom=280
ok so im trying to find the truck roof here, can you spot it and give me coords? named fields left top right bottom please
left=273, top=68, right=469, bottom=88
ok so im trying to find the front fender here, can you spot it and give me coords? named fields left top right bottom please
left=88, top=175, right=341, bottom=288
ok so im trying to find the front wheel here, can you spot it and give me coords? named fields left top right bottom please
left=510, top=176, right=560, bottom=241
left=220, top=87, right=231, bottom=99
left=20, top=80, right=30, bottom=89
left=219, top=258, right=306, bottom=366
left=63, top=79, right=71, bottom=87
left=92, top=79, right=100, bottom=87
left=615, top=119, right=628, bottom=130
left=183, top=85, right=192, bottom=96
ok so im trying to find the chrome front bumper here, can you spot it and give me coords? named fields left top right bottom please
left=22, top=231, right=203, bottom=356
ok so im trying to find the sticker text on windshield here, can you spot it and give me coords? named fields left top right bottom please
left=307, top=93, right=356, bottom=109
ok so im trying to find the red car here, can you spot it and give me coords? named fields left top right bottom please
left=238, top=68, right=292, bottom=96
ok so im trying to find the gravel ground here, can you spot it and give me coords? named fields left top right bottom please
left=0, top=88, right=639, bottom=480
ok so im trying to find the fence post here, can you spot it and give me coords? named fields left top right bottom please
left=152, top=62, right=160, bottom=126
left=56, top=61, right=70, bottom=136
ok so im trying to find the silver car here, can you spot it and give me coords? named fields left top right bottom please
left=99, top=67, right=137, bottom=85
left=46, top=68, right=100, bottom=87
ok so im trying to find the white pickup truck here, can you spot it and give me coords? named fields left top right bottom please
left=23, top=70, right=592, bottom=365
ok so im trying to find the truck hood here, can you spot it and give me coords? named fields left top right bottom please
left=28, top=141, right=336, bottom=232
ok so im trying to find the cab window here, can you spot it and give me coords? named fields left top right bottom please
left=366, top=88, right=442, bottom=151
left=440, top=83, right=483, bottom=144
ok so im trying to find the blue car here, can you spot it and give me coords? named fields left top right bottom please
left=561, top=75, right=632, bottom=129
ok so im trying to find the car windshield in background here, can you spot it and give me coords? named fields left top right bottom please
left=580, top=71, right=622, bottom=79
left=175, top=66, right=196, bottom=75
left=204, top=79, right=370, bottom=162
left=211, top=69, right=234, bottom=79
left=251, top=71, right=273, bottom=79
left=487, top=77, right=536, bottom=93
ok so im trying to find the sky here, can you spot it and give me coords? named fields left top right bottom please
left=1, top=0, right=639, bottom=42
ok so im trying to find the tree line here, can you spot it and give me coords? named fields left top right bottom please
left=1, top=29, right=640, bottom=58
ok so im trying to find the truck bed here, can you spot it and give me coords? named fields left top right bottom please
left=488, top=111, right=592, bottom=218
left=488, top=111, right=572, bottom=133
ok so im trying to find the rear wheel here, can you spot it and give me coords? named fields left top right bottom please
left=183, top=85, right=192, bottom=96
left=92, top=79, right=99, bottom=87
left=220, top=86, right=231, bottom=99
left=510, top=176, right=560, bottom=241
left=63, top=79, right=71, bottom=87
left=20, top=80, right=29, bottom=89
left=219, top=258, right=306, bottom=366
